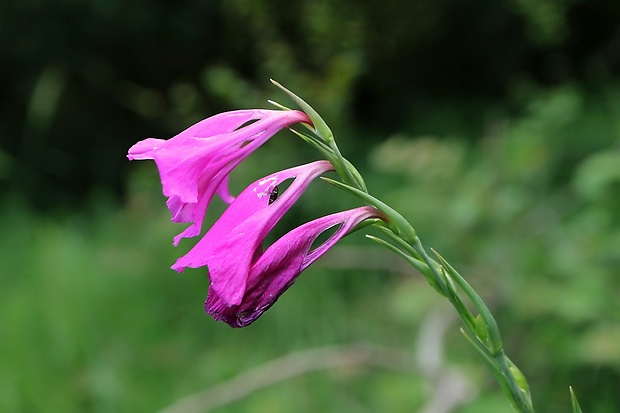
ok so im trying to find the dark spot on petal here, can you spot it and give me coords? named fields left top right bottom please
left=268, top=185, right=279, bottom=205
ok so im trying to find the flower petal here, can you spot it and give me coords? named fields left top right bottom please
left=215, top=175, right=235, bottom=205
left=205, top=206, right=385, bottom=327
left=172, top=160, right=334, bottom=305
left=127, top=109, right=311, bottom=243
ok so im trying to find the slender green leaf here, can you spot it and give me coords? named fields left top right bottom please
left=271, top=79, right=333, bottom=143
left=433, top=249, right=504, bottom=355
left=570, top=386, right=584, bottom=413
left=322, top=177, right=417, bottom=243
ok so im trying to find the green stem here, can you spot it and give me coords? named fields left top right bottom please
left=287, top=84, right=541, bottom=412
left=409, top=236, right=534, bottom=413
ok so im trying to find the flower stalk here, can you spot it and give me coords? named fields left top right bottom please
left=272, top=82, right=583, bottom=413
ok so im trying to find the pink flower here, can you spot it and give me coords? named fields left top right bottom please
left=172, top=160, right=333, bottom=302
left=127, top=109, right=311, bottom=245
left=172, top=161, right=385, bottom=327
left=207, top=206, right=384, bottom=327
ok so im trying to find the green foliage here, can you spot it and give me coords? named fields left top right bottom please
left=1, top=1, right=620, bottom=410
left=2, top=82, right=619, bottom=412
left=0, top=189, right=413, bottom=412
left=367, top=84, right=620, bottom=412
left=1, top=0, right=619, bottom=208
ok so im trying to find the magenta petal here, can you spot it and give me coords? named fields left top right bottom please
left=172, top=160, right=334, bottom=305
left=127, top=138, right=166, bottom=160
left=176, top=110, right=270, bottom=138
left=205, top=206, right=385, bottom=327
left=215, top=175, right=235, bottom=205
left=127, top=109, right=311, bottom=243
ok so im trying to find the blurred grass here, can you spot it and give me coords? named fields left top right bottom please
left=0, top=190, right=433, bottom=412
left=1, top=83, right=620, bottom=412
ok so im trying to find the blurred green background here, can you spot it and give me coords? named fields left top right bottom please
left=1, top=0, right=619, bottom=412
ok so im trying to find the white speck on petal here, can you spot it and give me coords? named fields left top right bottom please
left=254, top=176, right=278, bottom=198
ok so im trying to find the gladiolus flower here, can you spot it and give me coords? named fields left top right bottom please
left=171, top=161, right=385, bottom=327
left=172, top=160, right=334, bottom=303
left=205, top=206, right=385, bottom=327
left=127, top=109, right=311, bottom=245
